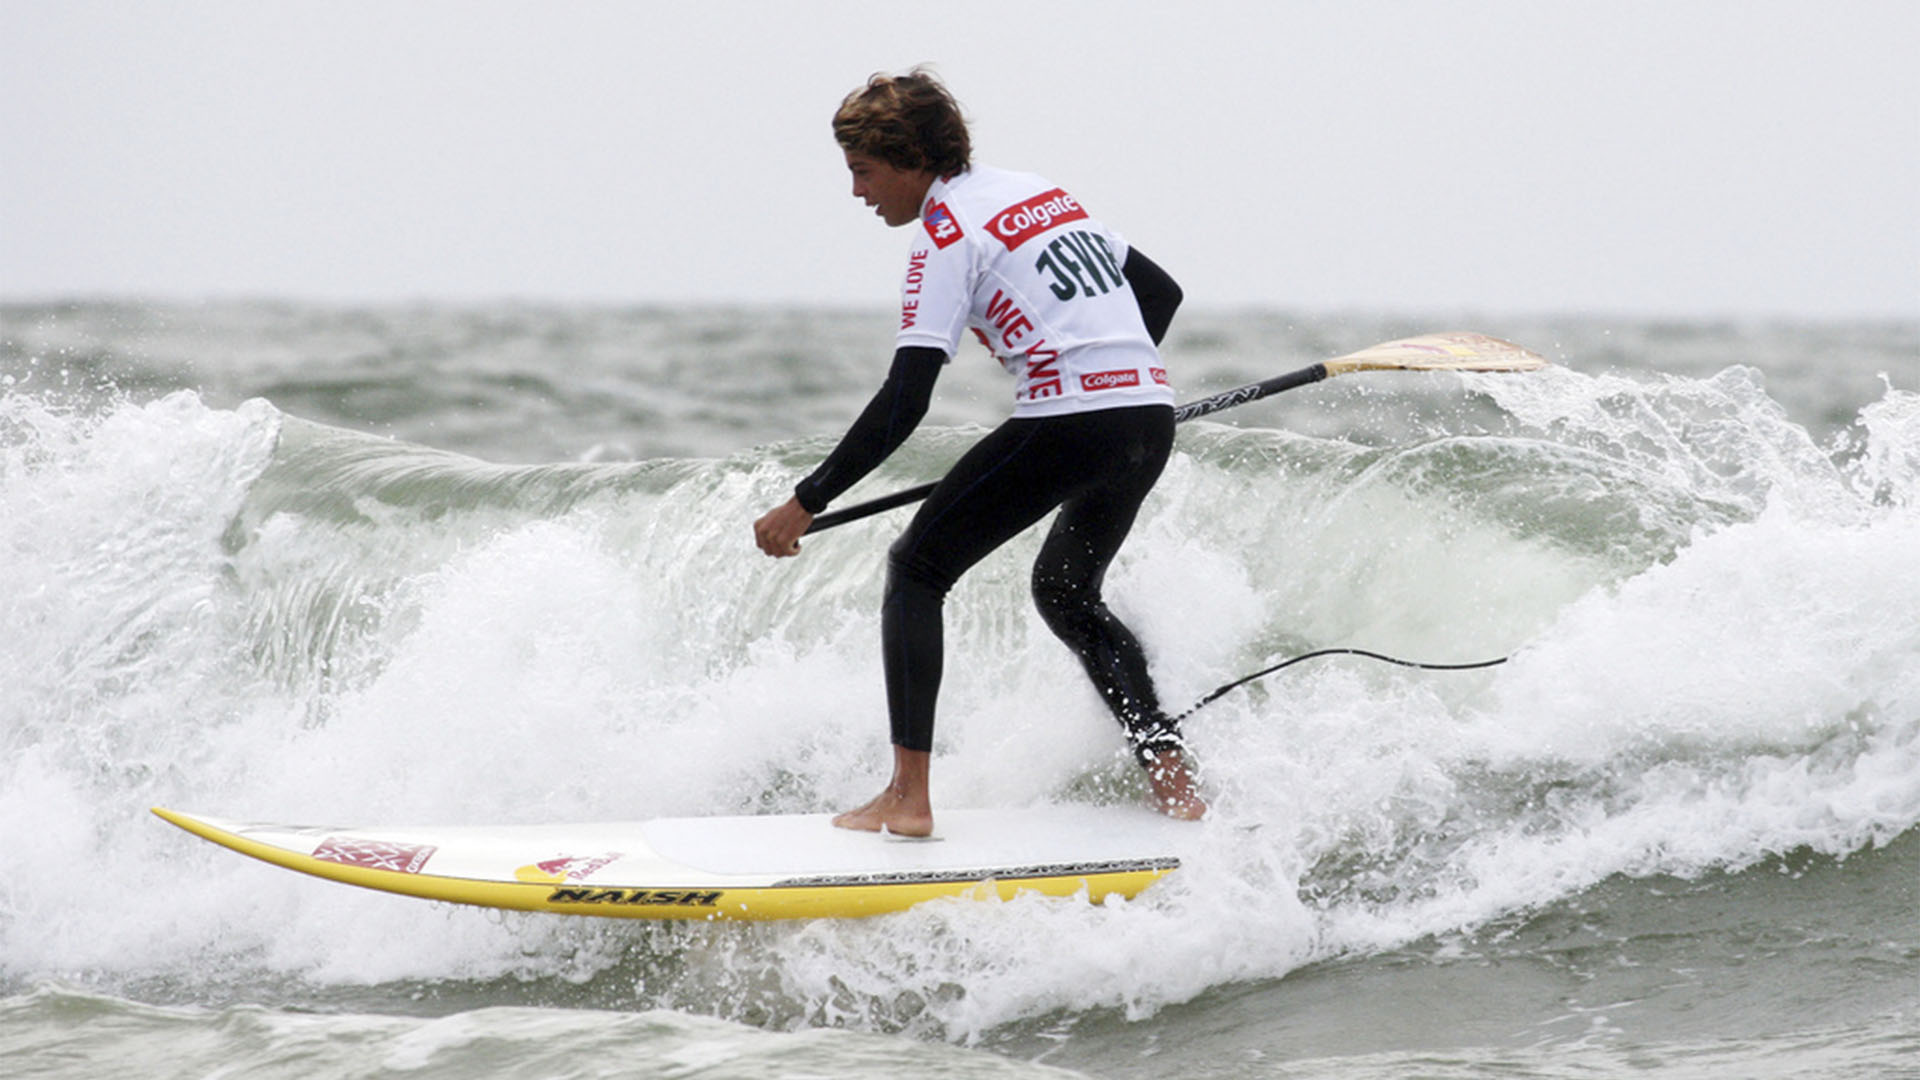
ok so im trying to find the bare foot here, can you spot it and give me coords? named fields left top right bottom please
left=833, top=747, right=935, bottom=836
left=832, top=786, right=934, bottom=837
left=1145, top=748, right=1207, bottom=821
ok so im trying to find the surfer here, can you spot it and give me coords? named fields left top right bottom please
left=754, top=68, right=1204, bottom=835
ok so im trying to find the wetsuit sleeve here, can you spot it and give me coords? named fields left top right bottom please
left=1123, top=248, right=1182, bottom=346
left=793, top=346, right=946, bottom=513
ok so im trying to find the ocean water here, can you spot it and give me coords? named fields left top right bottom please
left=1, top=301, right=1915, bottom=1079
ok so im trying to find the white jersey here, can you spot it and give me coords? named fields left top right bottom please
left=894, top=166, right=1173, bottom=418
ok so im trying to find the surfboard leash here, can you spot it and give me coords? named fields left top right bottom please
left=1171, top=647, right=1509, bottom=722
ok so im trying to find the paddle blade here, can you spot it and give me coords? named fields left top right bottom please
left=1323, top=332, right=1548, bottom=376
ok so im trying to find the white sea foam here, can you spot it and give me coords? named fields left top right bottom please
left=1, top=359, right=1914, bottom=1042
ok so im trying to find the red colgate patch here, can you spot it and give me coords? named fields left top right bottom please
left=989, top=188, right=1087, bottom=250
left=1082, top=369, right=1141, bottom=392
left=312, top=836, right=437, bottom=874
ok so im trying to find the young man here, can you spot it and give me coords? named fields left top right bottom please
left=753, top=70, right=1204, bottom=835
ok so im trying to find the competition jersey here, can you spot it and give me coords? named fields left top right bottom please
left=894, top=166, right=1173, bottom=418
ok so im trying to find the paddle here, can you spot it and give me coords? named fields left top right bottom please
left=803, top=331, right=1548, bottom=534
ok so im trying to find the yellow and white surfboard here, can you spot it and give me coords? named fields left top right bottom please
left=152, top=805, right=1188, bottom=921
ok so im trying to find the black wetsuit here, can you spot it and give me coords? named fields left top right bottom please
left=795, top=249, right=1186, bottom=764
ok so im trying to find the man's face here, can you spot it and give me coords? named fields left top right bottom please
left=844, top=150, right=934, bottom=228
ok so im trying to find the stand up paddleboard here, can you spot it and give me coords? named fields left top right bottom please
left=152, top=805, right=1190, bottom=921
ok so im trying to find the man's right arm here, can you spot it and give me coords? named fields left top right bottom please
left=792, top=345, right=947, bottom=514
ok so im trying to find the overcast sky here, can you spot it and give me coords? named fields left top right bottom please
left=4, top=1, right=1916, bottom=318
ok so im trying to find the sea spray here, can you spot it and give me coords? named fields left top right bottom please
left=1, top=340, right=1914, bottom=1050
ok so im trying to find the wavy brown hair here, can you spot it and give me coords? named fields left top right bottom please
left=832, top=68, right=971, bottom=177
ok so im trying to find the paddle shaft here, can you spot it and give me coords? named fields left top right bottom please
left=1172, top=361, right=1329, bottom=423
left=803, top=362, right=1330, bottom=534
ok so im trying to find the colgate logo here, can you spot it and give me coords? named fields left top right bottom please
left=989, top=188, right=1087, bottom=250
left=1082, top=369, right=1141, bottom=391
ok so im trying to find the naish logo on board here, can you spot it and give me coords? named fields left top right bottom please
left=921, top=201, right=963, bottom=249
left=548, top=887, right=723, bottom=908
left=989, top=188, right=1087, bottom=250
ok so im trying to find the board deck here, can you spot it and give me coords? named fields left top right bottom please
left=152, top=804, right=1191, bottom=921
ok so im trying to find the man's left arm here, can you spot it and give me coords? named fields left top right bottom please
left=1123, top=248, right=1183, bottom=345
